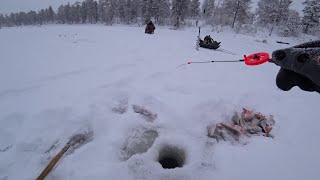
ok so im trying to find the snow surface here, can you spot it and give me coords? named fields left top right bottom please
left=0, top=25, right=319, bottom=180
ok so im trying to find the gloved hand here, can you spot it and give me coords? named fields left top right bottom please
left=272, top=41, right=320, bottom=93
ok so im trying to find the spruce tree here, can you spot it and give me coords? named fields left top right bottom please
left=302, top=0, right=320, bottom=34
left=189, top=0, right=200, bottom=19
left=171, top=0, right=190, bottom=28
left=202, top=0, right=215, bottom=20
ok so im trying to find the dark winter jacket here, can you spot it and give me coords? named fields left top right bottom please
left=145, top=21, right=156, bottom=34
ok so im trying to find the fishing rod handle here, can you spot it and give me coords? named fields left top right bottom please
left=36, top=144, right=71, bottom=180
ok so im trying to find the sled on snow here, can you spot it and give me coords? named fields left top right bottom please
left=199, top=39, right=221, bottom=50
left=197, top=30, right=221, bottom=50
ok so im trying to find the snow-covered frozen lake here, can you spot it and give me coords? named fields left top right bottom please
left=0, top=25, right=319, bottom=180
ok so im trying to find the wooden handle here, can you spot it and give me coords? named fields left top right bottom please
left=36, top=144, right=71, bottom=180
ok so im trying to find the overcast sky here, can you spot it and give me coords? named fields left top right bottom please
left=0, top=0, right=304, bottom=15
left=0, top=0, right=78, bottom=14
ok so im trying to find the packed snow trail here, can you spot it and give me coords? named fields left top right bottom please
left=0, top=25, right=319, bottom=180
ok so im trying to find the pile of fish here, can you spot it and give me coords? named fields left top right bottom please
left=207, top=108, right=275, bottom=142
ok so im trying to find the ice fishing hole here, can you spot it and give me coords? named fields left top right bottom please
left=158, top=145, right=186, bottom=169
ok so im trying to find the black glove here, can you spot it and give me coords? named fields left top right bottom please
left=272, top=41, right=320, bottom=93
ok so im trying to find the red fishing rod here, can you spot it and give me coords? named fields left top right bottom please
left=178, top=52, right=272, bottom=68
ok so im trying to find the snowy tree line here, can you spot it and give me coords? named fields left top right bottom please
left=0, top=0, right=319, bottom=36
